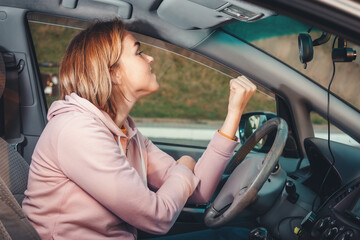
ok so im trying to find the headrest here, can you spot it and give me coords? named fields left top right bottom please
left=0, top=52, right=5, bottom=98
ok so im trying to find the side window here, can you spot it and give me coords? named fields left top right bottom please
left=311, top=112, right=359, bottom=148
left=28, top=22, right=80, bottom=106
left=29, top=20, right=276, bottom=147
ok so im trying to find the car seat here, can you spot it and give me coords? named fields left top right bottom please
left=0, top=50, right=41, bottom=239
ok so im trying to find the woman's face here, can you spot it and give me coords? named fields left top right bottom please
left=113, top=32, right=159, bottom=101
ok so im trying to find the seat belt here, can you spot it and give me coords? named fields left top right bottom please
left=1, top=51, right=25, bottom=152
left=0, top=52, right=5, bottom=138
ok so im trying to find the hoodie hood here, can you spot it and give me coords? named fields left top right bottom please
left=47, top=93, right=137, bottom=138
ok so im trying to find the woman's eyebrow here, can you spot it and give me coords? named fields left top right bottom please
left=134, top=41, right=140, bottom=48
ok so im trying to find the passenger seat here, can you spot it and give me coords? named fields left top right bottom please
left=0, top=50, right=41, bottom=239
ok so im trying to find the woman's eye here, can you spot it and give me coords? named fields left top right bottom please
left=137, top=50, right=143, bottom=56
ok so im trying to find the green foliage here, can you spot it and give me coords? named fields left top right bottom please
left=46, top=96, right=59, bottom=107
left=311, top=112, right=327, bottom=125
left=131, top=45, right=276, bottom=119
left=29, top=22, right=80, bottom=63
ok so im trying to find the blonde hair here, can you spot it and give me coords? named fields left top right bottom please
left=59, top=19, right=126, bottom=118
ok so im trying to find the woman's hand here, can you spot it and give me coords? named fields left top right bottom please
left=220, top=76, right=257, bottom=139
left=177, top=155, right=196, bottom=173
left=228, top=76, right=257, bottom=115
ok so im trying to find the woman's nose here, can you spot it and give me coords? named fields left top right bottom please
left=145, top=54, right=154, bottom=64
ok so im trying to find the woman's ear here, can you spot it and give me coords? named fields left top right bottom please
left=111, top=70, right=122, bottom=85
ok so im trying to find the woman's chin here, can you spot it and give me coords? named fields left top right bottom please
left=148, top=85, right=160, bottom=96
left=150, top=75, right=160, bottom=92
left=153, top=81, right=160, bottom=92
left=138, top=84, right=160, bottom=99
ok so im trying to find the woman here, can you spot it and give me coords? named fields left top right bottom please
left=22, top=19, right=256, bottom=239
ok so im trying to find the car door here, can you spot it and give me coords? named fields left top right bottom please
left=0, top=7, right=47, bottom=164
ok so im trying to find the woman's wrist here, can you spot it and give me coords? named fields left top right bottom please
left=218, top=129, right=237, bottom=141
left=227, top=108, right=242, bottom=118
left=220, top=111, right=242, bottom=140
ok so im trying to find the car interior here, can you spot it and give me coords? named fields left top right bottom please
left=0, top=0, right=360, bottom=240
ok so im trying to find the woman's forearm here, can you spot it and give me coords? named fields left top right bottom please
left=220, top=111, right=242, bottom=139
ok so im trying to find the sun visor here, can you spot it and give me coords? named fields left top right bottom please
left=157, top=0, right=275, bottom=30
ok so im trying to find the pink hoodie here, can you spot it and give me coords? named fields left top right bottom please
left=22, top=93, right=238, bottom=239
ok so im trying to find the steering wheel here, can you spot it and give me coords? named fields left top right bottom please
left=204, top=117, right=288, bottom=227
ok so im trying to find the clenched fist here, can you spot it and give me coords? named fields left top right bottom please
left=228, top=76, right=257, bottom=115
left=177, top=155, right=196, bottom=173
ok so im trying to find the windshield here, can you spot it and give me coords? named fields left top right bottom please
left=222, top=15, right=360, bottom=112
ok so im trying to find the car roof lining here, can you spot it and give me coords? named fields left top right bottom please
left=246, top=0, right=360, bottom=46
left=3, top=0, right=360, bottom=45
left=1, top=0, right=277, bottom=49
left=156, top=0, right=274, bottom=30
left=0, top=1, right=210, bottom=48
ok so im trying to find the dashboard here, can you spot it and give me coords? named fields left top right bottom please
left=300, top=138, right=360, bottom=240
left=161, top=137, right=360, bottom=240
left=260, top=137, right=360, bottom=240
left=306, top=177, right=360, bottom=240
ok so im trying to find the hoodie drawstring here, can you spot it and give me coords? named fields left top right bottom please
left=118, top=136, right=125, bottom=156
left=136, top=134, right=147, bottom=186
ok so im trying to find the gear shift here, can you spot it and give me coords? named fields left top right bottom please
left=286, top=180, right=299, bottom=203
left=249, top=227, right=273, bottom=240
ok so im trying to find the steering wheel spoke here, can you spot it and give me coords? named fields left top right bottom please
left=204, top=118, right=288, bottom=227
left=213, top=157, right=261, bottom=211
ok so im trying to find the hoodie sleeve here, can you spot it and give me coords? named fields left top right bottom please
left=143, top=131, right=239, bottom=204
left=188, top=131, right=239, bottom=203
left=57, top=115, right=199, bottom=234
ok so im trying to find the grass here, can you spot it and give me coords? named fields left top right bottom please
left=310, top=112, right=328, bottom=125
left=29, top=22, right=80, bottom=68
left=46, top=96, right=59, bottom=107
left=130, top=44, right=276, bottom=120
